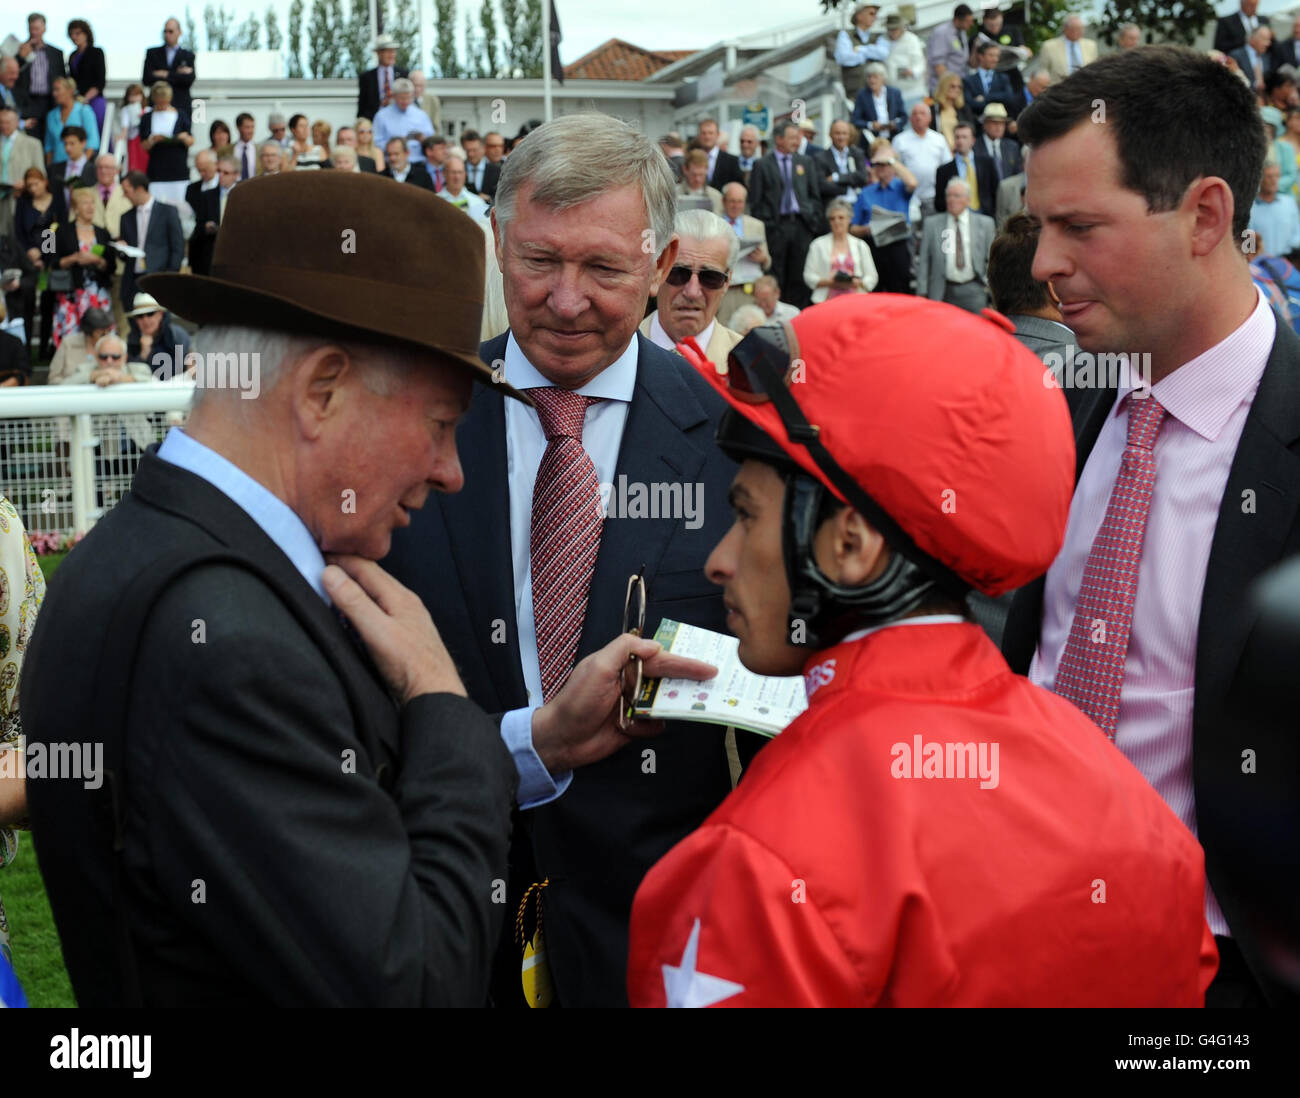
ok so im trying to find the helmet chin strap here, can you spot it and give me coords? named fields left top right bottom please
left=782, top=473, right=940, bottom=649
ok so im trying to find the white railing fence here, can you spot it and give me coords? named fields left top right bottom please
left=0, top=383, right=195, bottom=540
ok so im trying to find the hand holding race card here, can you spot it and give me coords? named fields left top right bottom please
left=633, top=619, right=808, bottom=738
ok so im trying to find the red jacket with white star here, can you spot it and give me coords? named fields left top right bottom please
left=627, top=622, right=1218, bottom=1007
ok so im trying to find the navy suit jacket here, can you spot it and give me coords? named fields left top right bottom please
left=382, top=331, right=746, bottom=1007
left=141, top=45, right=196, bottom=114
left=851, top=85, right=906, bottom=142
left=962, top=70, right=1018, bottom=131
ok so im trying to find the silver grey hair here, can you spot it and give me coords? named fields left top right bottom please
left=729, top=304, right=767, bottom=336
left=94, top=333, right=126, bottom=354
left=945, top=177, right=971, bottom=195
left=391, top=77, right=414, bottom=96
left=189, top=325, right=424, bottom=411
left=864, top=62, right=887, bottom=78
left=1119, top=23, right=1140, bottom=35
left=494, top=112, right=676, bottom=261
left=826, top=196, right=855, bottom=220
left=673, top=208, right=740, bottom=270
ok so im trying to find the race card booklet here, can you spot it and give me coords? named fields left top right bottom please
left=634, top=618, right=808, bottom=738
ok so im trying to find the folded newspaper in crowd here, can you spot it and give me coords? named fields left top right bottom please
left=870, top=206, right=910, bottom=248
left=634, top=618, right=808, bottom=738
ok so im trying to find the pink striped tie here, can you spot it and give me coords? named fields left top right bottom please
left=530, top=388, right=603, bottom=701
left=1053, top=393, right=1167, bottom=739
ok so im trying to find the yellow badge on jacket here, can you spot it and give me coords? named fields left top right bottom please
left=517, top=878, right=553, bottom=1007
left=522, top=928, right=554, bottom=1008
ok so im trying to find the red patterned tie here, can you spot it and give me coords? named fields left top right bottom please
left=530, top=388, right=603, bottom=701
left=1053, top=393, right=1167, bottom=739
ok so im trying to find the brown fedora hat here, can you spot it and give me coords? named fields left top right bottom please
left=141, top=171, right=527, bottom=402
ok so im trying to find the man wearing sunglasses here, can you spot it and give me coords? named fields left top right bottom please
left=628, top=295, right=1218, bottom=1006
left=639, top=209, right=743, bottom=369
left=52, top=333, right=152, bottom=385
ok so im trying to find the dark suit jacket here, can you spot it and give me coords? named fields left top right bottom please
left=935, top=152, right=999, bottom=213
left=1229, top=44, right=1274, bottom=83
left=187, top=186, right=222, bottom=276
left=138, top=109, right=192, bottom=183
left=1214, top=12, right=1266, bottom=57
left=21, top=453, right=516, bottom=1005
left=747, top=150, right=821, bottom=233
left=49, top=157, right=95, bottom=196
left=382, top=332, right=744, bottom=1007
left=357, top=65, right=410, bottom=121
left=358, top=156, right=378, bottom=174
left=141, top=45, right=196, bottom=114
left=708, top=149, right=743, bottom=189
left=815, top=145, right=869, bottom=200
left=381, top=162, right=435, bottom=191
left=1273, top=36, right=1300, bottom=69
left=978, top=132, right=1023, bottom=180
left=53, top=220, right=115, bottom=291
left=851, top=85, right=906, bottom=141
left=119, top=199, right=183, bottom=308
left=14, top=44, right=66, bottom=98
left=467, top=158, right=500, bottom=199
left=69, top=46, right=106, bottom=99
left=962, top=69, right=1018, bottom=127
left=1001, top=320, right=1300, bottom=1005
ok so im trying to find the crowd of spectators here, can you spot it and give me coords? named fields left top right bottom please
left=5, top=4, right=1300, bottom=372
left=0, top=17, right=525, bottom=385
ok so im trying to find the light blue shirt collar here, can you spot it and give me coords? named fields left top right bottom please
left=500, top=330, right=637, bottom=402
left=155, top=427, right=331, bottom=604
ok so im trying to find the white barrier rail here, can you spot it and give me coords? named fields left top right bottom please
left=0, top=383, right=195, bottom=540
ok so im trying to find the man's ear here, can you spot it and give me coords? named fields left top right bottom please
left=650, top=234, right=680, bottom=296
left=814, top=505, right=889, bottom=586
left=291, top=345, right=354, bottom=442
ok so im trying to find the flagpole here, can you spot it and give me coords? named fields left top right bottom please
left=542, top=0, right=553, bottom=122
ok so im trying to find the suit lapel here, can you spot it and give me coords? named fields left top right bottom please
left=576, top=336, right=713, bottom=659
left=434, top=335, right=526, bottom=709
left=1196, top=324, right=1300, bottom=714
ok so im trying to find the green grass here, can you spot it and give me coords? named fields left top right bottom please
left=36, top=550, right=68, bottom=582
left=6, top=550, right=76, bottom=1006
left=4, top=839, right=75, bottom=1006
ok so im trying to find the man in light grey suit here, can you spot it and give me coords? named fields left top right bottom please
left=995, top=170, right=1026, bottom=231
left=917, top=177, right=994, bottom=312
left=0, top=105, right=45, bottom=237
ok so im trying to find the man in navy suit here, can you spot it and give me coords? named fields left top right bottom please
left=935, top=122, right=998, bottom=213
left=851, top=63, right=906, bottom=145
left=141, top=18, right=195, bottom=115
left=382, top=114, right=750, bottom=1008
left=117, top=172, right=183, bottom=312
left=963, top=42, right=1018, bottom=135
left=1214, top=1, right=1267, bottom=57
left=977, top=104, right=1022, bottom=181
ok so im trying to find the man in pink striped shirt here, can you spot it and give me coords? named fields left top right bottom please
left=1005, top=46, right=1300, bottom=1006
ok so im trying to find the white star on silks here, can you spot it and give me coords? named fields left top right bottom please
left=662, top=918, right=745, bottom=1008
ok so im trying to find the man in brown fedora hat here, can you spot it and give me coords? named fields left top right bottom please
left=20, top=170, right=710, bottom=1006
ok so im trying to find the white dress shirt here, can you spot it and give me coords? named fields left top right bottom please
left=647, top=312, right=714, bottom=355
left=1030, top=290, right=1275, bottom=938
left=133, top=196, right=155, bottom=272
left=499, top=331, right=637, bottom=807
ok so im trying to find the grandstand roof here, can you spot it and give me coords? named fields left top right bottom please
left=563, top=38, right=696, bottom=81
